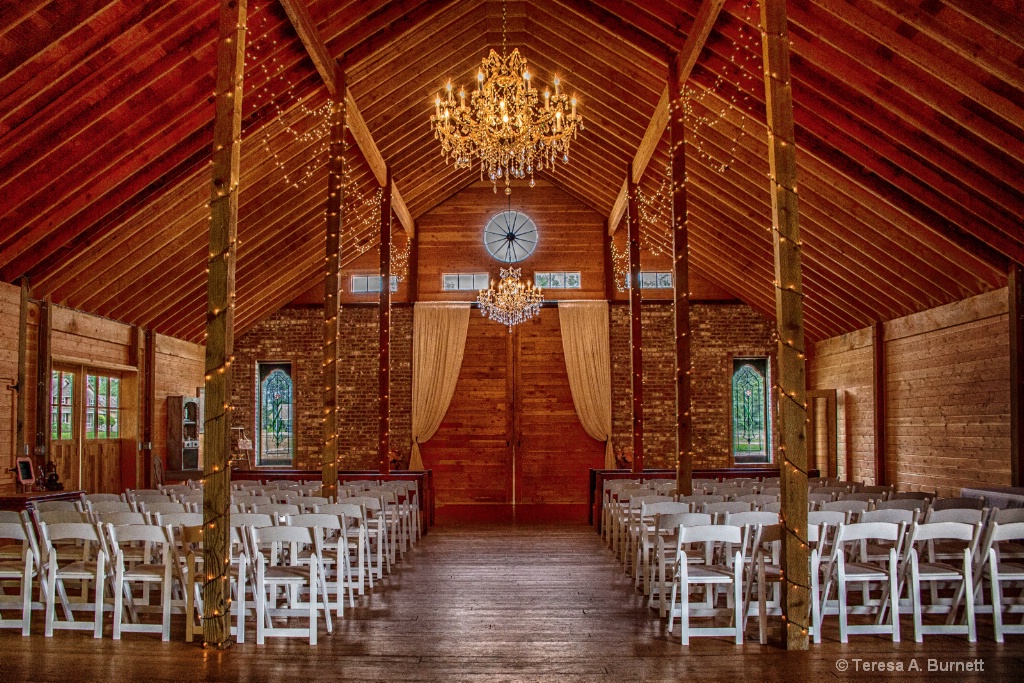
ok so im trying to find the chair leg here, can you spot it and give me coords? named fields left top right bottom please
left=889, top=550, right=900, bottom=643
left=911, top=553, right=923, bottom=643
left=161, top=569, right=172, bottom=642
left=44, top=563, right=56, bottom=637
left=990, top=559, right=1004, bottom=643
left=93, top=557, right=105, bottom=639
left=733, top=559, right=743, bottom=645
left=838, top=566, right=849, bottom=644
left=964, top=556, right=977, bottom=643
left=309, top=562, right=318, bottom=646
left=113, top=567, right=124, bottom=640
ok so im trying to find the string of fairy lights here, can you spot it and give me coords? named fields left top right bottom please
left=243, top=0, right=403, bottom=276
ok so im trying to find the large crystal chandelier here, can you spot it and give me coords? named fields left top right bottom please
left=477, top=267, right=544, bottom=330
left=430, top=0, right=583, bottom=195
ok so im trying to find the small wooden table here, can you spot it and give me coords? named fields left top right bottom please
left=0, top=490, right=85, bottom=512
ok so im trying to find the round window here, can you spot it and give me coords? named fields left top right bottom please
left=483, top=210, right=538, bottom=263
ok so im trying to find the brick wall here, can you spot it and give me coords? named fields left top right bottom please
left=611, top=301, right=777, bottom=469
left=232, top=304, right=413, bottom=471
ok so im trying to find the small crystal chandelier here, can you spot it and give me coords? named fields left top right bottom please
left=430, top=0, right=583, bottom=195
left=477, top=267, right=544, bottom=330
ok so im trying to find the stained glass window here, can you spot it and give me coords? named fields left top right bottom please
left=258, top=363, right=293, bottom=466
left=732, top=358, right=771, bottom=464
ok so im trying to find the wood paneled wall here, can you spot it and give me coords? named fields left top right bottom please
left=0, top=281, right=204, bottom=494
left=415, top=180, right=606, bottom=301
left=810, top=288, right=1011, bottom=496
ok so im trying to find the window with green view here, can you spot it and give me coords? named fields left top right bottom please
left=731, top=358, right=771, bottom=464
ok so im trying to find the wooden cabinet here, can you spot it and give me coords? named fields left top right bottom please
left=167, top=396, right=199, bottom=470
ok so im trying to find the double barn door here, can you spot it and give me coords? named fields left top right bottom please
left=421, top=307, right=604, bottom=521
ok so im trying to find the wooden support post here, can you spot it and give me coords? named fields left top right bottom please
left=626, top=163, right=644, bottom=473
left=322, top=66, right=345, bottom=501
left=201, top=0, right=246, bottom=650
left=379, top=168, right=393, bottom=474
left=872, top=321, right=887, bottom=486
left=1009, top=263, right=1023, bottom=487
left=760, top=0, right=809, bottom=650
left=35, top=297, right=51, bottom=466
left=669, top=58, right=693, bottom=497
left=15, top=279, right=29, bottom=462
left=143, top=329, right=156, bottom=488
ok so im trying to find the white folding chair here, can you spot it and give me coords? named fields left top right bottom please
left=315, top=503, right=370, bottom=595
left=819, top=521, right=905, bottom=643
left=0, top=514, right=40, bottom=636
left=984, top=521, right=1024, bottom=642
left=287, top=513, right=354, bottom=616
left=899, top=521, right=981, bottom=642
left=248, top=525, right=332, bottom=645
left=39, top=521, right=108, bottom=638
left=106, top=523, right=174, bottom=640
left=666, top=524, right=744, bottom=645
left=650, top=512, right=712, bottom=618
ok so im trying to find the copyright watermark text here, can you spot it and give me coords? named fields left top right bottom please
left=835, top=658, right=985, bottom=674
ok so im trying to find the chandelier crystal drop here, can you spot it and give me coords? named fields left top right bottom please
left=430, top=0, right=583, bottom=195
left=477, top=267, right=544, bottom=330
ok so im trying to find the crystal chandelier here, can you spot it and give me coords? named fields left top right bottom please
left=477, top=267, right=544, bottom=330
left=430, top=0, right=583, bottom=195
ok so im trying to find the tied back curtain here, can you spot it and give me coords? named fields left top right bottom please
left=558, top=301, right=614, bottom=468
left=409, top=302, right=471, bottom=470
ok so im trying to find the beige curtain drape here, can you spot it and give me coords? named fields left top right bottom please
left=408, top=302, right=471, bottom=470
left=558, top=300, right=614, bottom=468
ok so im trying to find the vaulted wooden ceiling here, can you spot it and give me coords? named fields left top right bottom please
left=1, top=0, right=1022, bottom=344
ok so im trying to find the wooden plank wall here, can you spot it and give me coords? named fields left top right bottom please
left=810, top=288, right=1011, bottom=496
left=415, top=180, right=606, bottom=301
left=153, top=333, right=206, bottom=472
left=420, top=311, right=511, bottom=507
left=0, top=281, right=205, bottom=494
left=808, top=327, right=874, bottom=483
left=518, top=308, right=605, bottom=504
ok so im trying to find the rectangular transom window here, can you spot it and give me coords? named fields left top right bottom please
left=534, top=272, right=581, bottom=289
left=638, top=271, right=673, bottom=289
left=442, top=273, right=490, bottom=291
left=351, top=275, right=398, bottom=293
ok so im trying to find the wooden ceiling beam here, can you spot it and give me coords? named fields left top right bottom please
left=939, top=0, right=1024, bottom=51
left=278, top=0, right=414, bottom=235
left=608, top=0, right=724, bottom=235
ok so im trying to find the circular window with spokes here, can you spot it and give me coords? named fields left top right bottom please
left=483, top=210, right=538, bottom=263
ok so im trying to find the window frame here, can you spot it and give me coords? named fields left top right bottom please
left=256, top=361, right=295, bottom=467
left=84, top=372, right=121, bottom=440
left=729, top=356, right=773, bottom=466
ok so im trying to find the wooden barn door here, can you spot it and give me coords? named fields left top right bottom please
left=422, top=307, right=603, bottom=522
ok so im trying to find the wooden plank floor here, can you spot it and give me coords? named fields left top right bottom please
left=0, top=522, right=1022, bottom=681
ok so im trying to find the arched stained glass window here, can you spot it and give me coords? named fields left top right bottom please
left=732, top=358, right=771, bottom=464
left=258, top=362, right=293, bottom=466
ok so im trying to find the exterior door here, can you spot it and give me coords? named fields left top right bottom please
left=422, top=307, right=604, bottom=521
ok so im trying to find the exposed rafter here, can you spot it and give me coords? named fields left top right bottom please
left=278, top=0, right=414, bottom=235
left=608, top=0, right=724, bottom=235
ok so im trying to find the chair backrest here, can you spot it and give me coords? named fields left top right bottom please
left=834, top=521, right=904, bottom=544
left=107, top=522, right=172, bottom=547
left=992, top=508, right=1024, bottom=524
left=140, top=501, right=189, bottom=515
left=94, top=511, right=148, bottom=526
left=249, top=524, right=317, bottom=554
left=817, top=486, right=850, bottom=498
left=85, top=493, right=123, bottom=504
left=271, top=490, right=300, bottom=502
left=759, top=486, right=781, bottom=496
left=154, top=512, right=204, bottom=528
left=642, top=501, right=690, bottom=518
left=230, top=513, right=275, bottom=528
left=723, top=511, right=779, bottom=527
left=762, top=501, right=782, bottom=514
left=300, top=496, right=332, bottom=508
left=890, top=491, right=932, bottom=501
left=250, top=504, right=301, bottom=520
left=808, top=492, right=835, bottom=506
left=314, top=503, right=365, bottom=520
left=925, top=507, right=985, bottom=524
left=875, top=497, right=925, bottom=509
left=88, top=500, right=133, bottom=514
left=36, top=509, right=90, bottom=525
left=159, top=485, right=192, bottom=496
left=678, top=523, right=742, bottom=546
left=820, top=500, right=870, bottom=515
left=989, top=521, right=1024, bottom=544
left=680, top=494, right=725, bottom=507
left=288, top=513, right=342, bottom=531
left=838, top=492, right=877, bottom=503
left=658, top=512, right=712, bottom=531
left=345, top=496, right=382, bottom=513
left=736, top=494, right=777, bottom=507
left=629, top=494, right=672, bottom=510
left=930, top=497, right=986, bottom=512
left=704, top=501, right=753, bottom=516
left=808, top=510, right=848, bottom=528
left=907, top=520, right=979, bottom=545
left=35, top=500, right=80, bottom=512
left=859, top=508, right=915, bottom=525
left=41, top=521, right=101, bottom=545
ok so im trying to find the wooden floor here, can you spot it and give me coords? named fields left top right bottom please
left=0, top=522, right=1022, bottom=682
